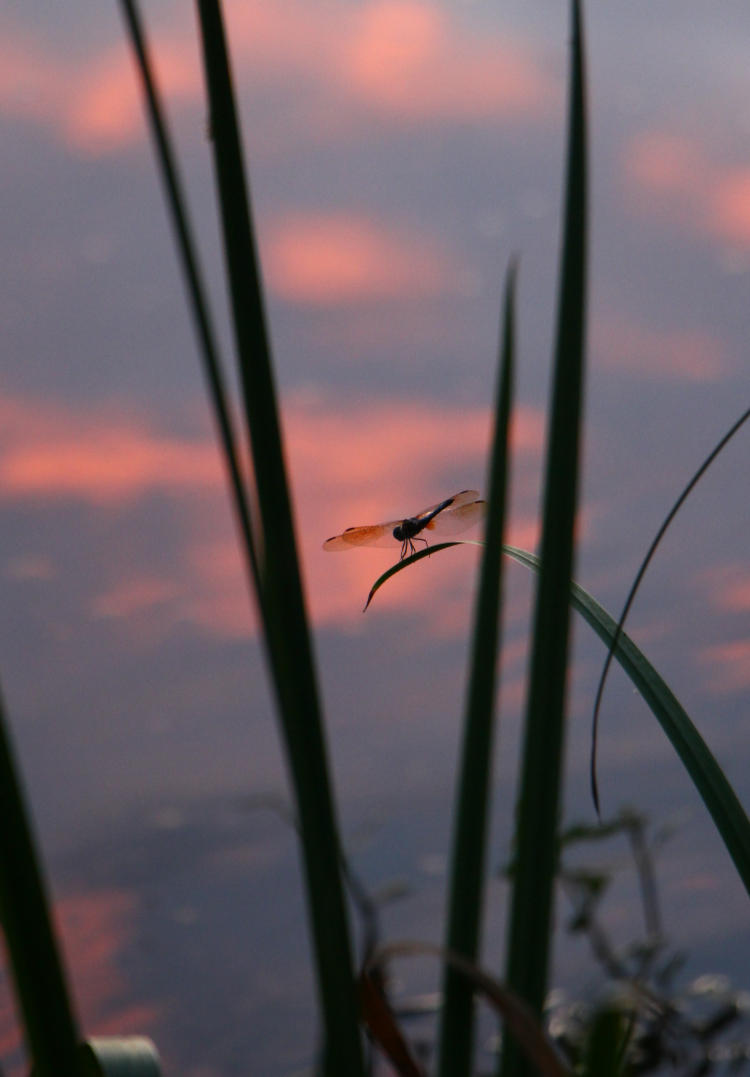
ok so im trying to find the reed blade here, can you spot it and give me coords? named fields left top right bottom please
left=437, top=262, right=517, bottom=1077
left=500, top=3, right=588, bottom=1073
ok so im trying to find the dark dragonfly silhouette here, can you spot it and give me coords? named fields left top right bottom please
left=323, top=489, right=486, bottom=560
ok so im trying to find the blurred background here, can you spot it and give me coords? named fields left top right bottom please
left=1, top=2, right=749, bottom=1073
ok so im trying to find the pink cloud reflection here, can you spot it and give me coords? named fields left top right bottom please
left=695, top=564, right=750, bottom=694
left=65, top=44, right=196, bottom=154
left=340, top=0, right=554, bottom=122
left=591, top=315, right=730, bottom=382
left=265, top=213, right=454, bottom=304
left=703, top=563, right=750, bottom=616
left=0, top=398, right=221, bottom=504
left=0, top=887, right=159, bottom=1071
left=0, top=21, right=197, bottom=155
left=700, top=639, right=750, bottom=694
left=0, top=390, right=544, bottom=636
left=56, top=889, right=155, bottom=1032
left=0, top=1, right=553, bottom=154
left=624, top=129, right=750, bottom=253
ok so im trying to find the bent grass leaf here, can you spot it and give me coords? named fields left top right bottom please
left=363, top=541, right=483, bottom=611
left=365, top=542, right=750, bottom=901
left=590, top=402, right=750, bottom=813
left=359, top=972, right=425, bottom=1077
left=366, top=942, right=571, bottom=1077
left=505, top=545, right=750, bottom=900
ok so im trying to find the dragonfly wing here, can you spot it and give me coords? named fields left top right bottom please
left=323, top=491, right=483, bottom=551
left=424, top=497, right=486, bottom=536
left=413, top=489, right=481, bottom=522
left=323, top=521, right=399, bottom=551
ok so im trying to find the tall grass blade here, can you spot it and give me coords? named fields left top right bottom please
left=0, top=684, right=80, bottom=1077
left=500, top=3, right=587, bottom=1074
left=590, top=403, right=750, bottom=814
left=193, top=3, right=364, bottom=1073
left=437, top=261, right=517, bottom=1077
left=118, top=0, right=262, bottom=604
left=505, top=545, right=750, bottom=899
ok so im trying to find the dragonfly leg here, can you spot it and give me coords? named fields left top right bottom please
left=399, top=536, right=428, bottom=560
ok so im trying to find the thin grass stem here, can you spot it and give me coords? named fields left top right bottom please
left=118, top=0, right=263, bottom=605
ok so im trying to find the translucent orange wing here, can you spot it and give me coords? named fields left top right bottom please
left=322, top=521, right=400, bottom=551
left=322, top=490, right=484, bottom=552
left=412, top=488, right=480, bottom=521
left=423, top=497, right=486, bottom=536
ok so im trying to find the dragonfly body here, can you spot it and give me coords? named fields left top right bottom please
left=391, top=497, right=454, bottom=558
left=323, top=490, right=485, bottom=560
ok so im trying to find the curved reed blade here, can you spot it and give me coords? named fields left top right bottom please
left=589, top=403, right=750, bottom=814
left=368, top=941, right=571, bottom=1077
left=363, top=541, right=483, bottom=611
left=505, top=545, right=750, bottom=901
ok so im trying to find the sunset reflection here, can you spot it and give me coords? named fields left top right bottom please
left=2, top=2, right=750, bottom=1075
left=0, top=889, right=160, bottom=1075
left=0, top=388, right=544, bottom=634
left=0, top=0, right=553, bottom=156
left=625, top=129, right=750, bottom=252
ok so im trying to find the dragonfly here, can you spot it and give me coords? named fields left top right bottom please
left=323, top=489, right=486, bottom=560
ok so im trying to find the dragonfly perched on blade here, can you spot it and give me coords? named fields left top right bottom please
left=323, top=489, right=486, bottom=560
